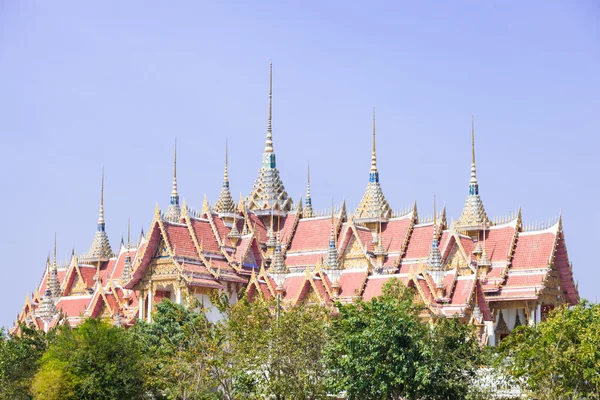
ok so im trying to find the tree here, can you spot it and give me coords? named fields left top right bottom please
left=325, top=279, right=485, bottom=400
left=31, top=318, right=145, bottom=400
left=0, top=325, right=48, bottom=400
left=499, top=300, right=600, bottom=400
left=130, top=299, right=222, bottom=400
left=227, top=297, right=330, bottom=400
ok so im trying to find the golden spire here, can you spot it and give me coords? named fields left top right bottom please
left=53, top=232, right=57, bottom=269
left=165, top=140, right=182, bottom=222
left=304, top=162, right=315, bottom=218
left=127, top=218, right=131, bottom=250
left=172, top=139, right=178, bottom=198
left=98, top=168, right=105, bottom=228
left=265, top=61, right=274, bottom=154
left=471, top=116, right=475, bottom=166
left=224, top=139, right=229, bottom=183
left=371, top=108, right=377, bottom=173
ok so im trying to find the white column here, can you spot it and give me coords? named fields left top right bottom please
left=43, top=321, right=49, bottom=333
left=147, top=282, right=153, bottom=323
left=528, top=306, right=535, bottom=326
left=138, top=290, right=144, bottom=320
left=176, top=287, right=182, bottom=305
left=536, top=303, right=541, bottom=324
left=485, top=321, right=496, bottom=346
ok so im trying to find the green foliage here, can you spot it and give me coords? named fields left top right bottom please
left=499, top=300, right=600, bottom=399
left=0, top=325, right=48, bottom=400
left=130, top=299, right=222, bottom=400
left=227, top=298, right=330, bottom=400
left=325, top=279, right=485, bottom=400
left=31, top=318, right=145, bottom=400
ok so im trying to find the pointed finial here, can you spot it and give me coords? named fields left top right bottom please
left=304, top=161, right=314, bottom=218
left=265, top=61, right=274, bottom=154
left=371, top=107, right=377, bottom=173
left=434, top=195, right=437, bottom=226
left=53, top=232, right=57, bottom=268
left=154, top=202, right=161, bottom=219
left=127, top=218, right=131, bottom=249
left=98, top=168, right=105, bottom=229
left=224, top=139, right=229, bottom=184
left=172, top=139, right=178, bottom=198
left=471, top=116, right=475, bottom=166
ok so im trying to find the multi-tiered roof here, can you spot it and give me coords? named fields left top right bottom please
left=13, top=67, right=579, bottom=344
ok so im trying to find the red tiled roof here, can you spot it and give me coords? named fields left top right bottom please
left=404, top=225, right=435, bottom=259
left=382, top=218, right=412, bottom=253
left=512, top=232, right=555, bottom=269
left=362, top=276, right=410, bottom=301
left=285, top=252, right=326, bottom=267
left=110, top=249, right=138, bottom=281
left=449, top=277, right=475, bottom=305
left=485, top=226, right=516, bottom=262
left=338, top=271, right=367, bottom=298
left=503, top=272, right=546, bottom=287
left=190, top=218, right=221, bottom=253
left=355, top=227, right=375, bottom=253
left=279, top=214, right=298, bottom=244
left=287, top=218, right=337, bottom=252
left=283, top=275, right=306, bottom=301
left=247, top=213, right=268, bottom=244
left=56, top=297, right=91, bottom=317
left=164, top=223, right=198, bottom=258
left=554, top=234, right=578, bottom=305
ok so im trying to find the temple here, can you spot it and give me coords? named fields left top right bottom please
left=13, top=66, right=579, bottom=346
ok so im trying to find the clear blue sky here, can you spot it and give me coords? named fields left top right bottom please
left=1, top=1, right=598, bottom=328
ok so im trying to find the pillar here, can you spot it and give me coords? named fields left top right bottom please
left=536, top=303, right=541, bottom=324
left=139, top=290, right=144, bottom=320
left=147, top=281, right=153, bottom=323
left=176, top=286, right=182, bottom=305
left=485, top=321, right=496, bottom=346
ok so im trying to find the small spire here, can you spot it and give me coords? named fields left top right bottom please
left=127, top=218, right=131, bottom=249
left=49, top=233, right=61, bottom=299
left=428, top=195, right=444, bottom=288
left=470, top=116, right=477, bottom=187
left=165, top=141, right=182, bottom=222
left=214, top=140, right=236, bottom=214
left=304, top=162, right=314, bottom=218
left=224, top=139, right=229, bottom=184
left=265, top=61, right=274, bottom=154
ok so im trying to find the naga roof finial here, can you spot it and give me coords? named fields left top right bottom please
left=165, top=140, right=182, bottom=222
left=304, top=162, right=314, bottom=218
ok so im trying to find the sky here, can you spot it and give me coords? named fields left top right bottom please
left=0, top=1, right=598, bottom=329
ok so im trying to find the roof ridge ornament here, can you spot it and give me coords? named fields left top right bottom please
left=354, top=108, right=391, bottom=222
left=456, top=117, right=490, bottom=230
left=165, top=139, right=182, bottom=222
left=49, top=233, right=61, bottom=299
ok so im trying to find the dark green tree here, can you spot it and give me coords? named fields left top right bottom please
left=227, top=297, right=330, bottom=400
left=31, top=318, right=145, bottom=400
left=325, top=279, right=485, bottom=400
left=499, top=300, right=600, bottom=399
left=0, top=325, right=48, bottom=400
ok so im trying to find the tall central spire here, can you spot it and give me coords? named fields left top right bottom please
left=84, top=170, right=113, bottom=261
left=354, top=109, right=391, bottom=221
left=214, top=140, right=236, bottom=214
left=456, top=117, right=489, bottom=230
left=265, top=61, right=274, bottom=156
left=98, top=168, right=105, bottom=231
left=49, top=233, right=61, bottom=299
left=246, top=62, right=292, bottom=213
left=165, top=140, right=182, bottom=222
